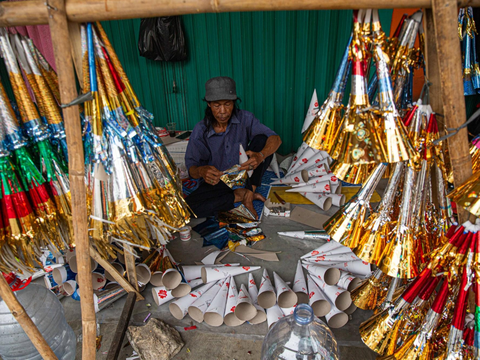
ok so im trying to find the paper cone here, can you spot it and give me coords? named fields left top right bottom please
left=307, top=275, right=331, bottom=317
left=150, top=271, right=164, bottom=287
left=329, top=260, right=372, bottom=277
left=302, top=247, right=353, bottom=262
left=171, top=267, right=192, bottom=298
left=188, top=279, right=224, bottom=323
left=301, top=242, right=343, bottom=258
left=201, top=265, right=260, bottom=284
left=282, top=306, right=297, bottom=316
left=169, top=282, right=217, bottom=320
left=152, top=286, right=174, bottom=306
left=302, top=263, right=340, bottom=285
left=344, top=303, right=357, bottom=315
left=65, top=248, right=76, bottom=263
left=337, top=271, right=362, bottom=291
left=247, top=273, right=267, bottom=324
left=287, top=181, right=332, bottom=193
left=258, top=269, right=276, bottom=309
left=239, top=144, right=253, bottom=177
left=330, top=182, right=342, bottom=195
left=307, top=253, right=360, bottom=263
left=325, top=305, right=348, bottom=328
left=279, top=155, right=294, bottom=173
left=287, top=142, right=309, bottom=174
left=135, top=263, right=151, bottom=286
left=235, top=284, right=257, bottom=321
left=311, top=277, right=351, bottom=311
left=325, top=194, right=345, bottom=207
left=267, top=304, right=285, bottom=329
left=273, top=272, right=298, bottom=308
left=302, top=193, right=332, bottom=211
left=188, top=278, right=204, bottom=289
left=92, top=272, right=106, bottom=290
left=292, top=261, right=308, bottom=304
left=295, top=154, right=330, bottom=173
left=62, top=280, right=77, bottom=296
left=270, top=171, right=308, bottom=185
left=52, top=265, right=76, bottom=284
left=294, top=172, right=336, bottom=188
left=302, top=165, right=330, bottom=179
left=224, top=278, right=245, bottom=326
left=204, top=276, right=230, bottom=327
left=182, top=264, right=239, bottom=281
left=277, top=230, right=329, bottom=241
left=105, top=263, right=125, bottom=282
left=302, top=89, right=319, bottom=133
left=288, top=147, right=319, bottom=175
left=270, top=153, right=281, bottom=179
left=68, top=255, right=97, bottom=273
left=161, top=250, right=182, bottom=289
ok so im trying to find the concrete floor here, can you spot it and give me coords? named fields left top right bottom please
left=63, top=196, right=379, bottom=360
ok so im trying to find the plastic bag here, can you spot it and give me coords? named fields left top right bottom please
left=138, top=17, right=187, bottom=61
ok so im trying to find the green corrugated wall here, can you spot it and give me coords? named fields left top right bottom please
left=101, top=10, right=393, bottom=154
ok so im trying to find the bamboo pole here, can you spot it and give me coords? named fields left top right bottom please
left=46, top=0, right=97, bottom=359
left=432, top=0, right=472, bottom=224
left=1, top=0, right=480, bottom=27
left=0, top=276, right=58, bottom=360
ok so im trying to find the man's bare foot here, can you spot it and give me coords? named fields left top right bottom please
left=241, top=190, right=258, bottom=220
left=253, top=192, right=266, bottom=202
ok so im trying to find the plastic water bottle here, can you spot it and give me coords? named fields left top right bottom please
left=0, top=283, right=76, bottom=359
left=261, top=303, right=339, bottom=360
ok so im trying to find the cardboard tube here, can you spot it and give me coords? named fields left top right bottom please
left=302, top=247, right=352, bottom=262
left=188, top=278, right=204, bottom=288
left=105, top=262, right=124, bottom=282
left=171, top=272, right=192, bottom=298
left=116, top=251, right=125, bottom=265
left=258, top=269, right=276, bottom=309
left=273, top=272, right=298, bottom=308
left=302, top=192, right=333, bottom=211
left=201, top=265, right=261, bottom=284
left=235, top=284, right=257, bottom=321
left=330, top=182, right=342, bottom=194
left=224, top=278, right=245, bottom=327
left=311, top=277, right=352, bottom=311
left=344, top=303, right=357, bottom=315
left=93, top=285, right=127, bottom=313
left=247, top=273, right=266, bottom=324
left=288, top=147, right=319, bottom=174
left=292, top=260, right=308, bottom=304
left=307, top=275, right=331, bottom=317
left=302, top=164, right=330, bottom=178
left=325, top=305, right=348, bottom=328
left=135, top=263, right=152, bottom=286
left=162, top=268, right=181, bottom=290
left=281, top=306, right=297, bottom=316
left=204, top=276, right=230, bottom=327
left=52, top=264, right=76, bottom=284
left=188, top=279, right=224, bottom=323
left=169, top=282, right=217, bottom=320
left=302, top=263, right=340, bottom=285
left=91, top=272, right=106, bottom=290
left=62, top=280, right=77, bottom=296
left=328, top=260, right=372, bottom=277
left=270, top=170, right=309, bottom=185
left=152, top=286, right=174, bottom=306
left=68, top=255, right=97, bottom=273
left=65, top=248, right=76, bottom=263
left=287, top=181, right=332, bottom=193
left=337, top=271, right=362, bottom=291
left=325, top=194, right=345, bottom=207
left=267, top=304, right=285, bottom=329
left=150, top=271, right=164, bottom=287
left=307, top=253, right=360, bottom=263
left=294, top=172, right=334, bottom=187
left=301, top=242, right=343, bottom=258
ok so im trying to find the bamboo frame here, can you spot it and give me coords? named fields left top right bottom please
left=0, top=0, right=473, bottom=359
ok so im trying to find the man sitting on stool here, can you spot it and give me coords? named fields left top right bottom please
left=185, top=76, right=282, bottom=219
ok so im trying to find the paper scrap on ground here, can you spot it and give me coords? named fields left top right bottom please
left=235, top=245, right=280, bottom=262
left=201, top=250, right=223, bottom=265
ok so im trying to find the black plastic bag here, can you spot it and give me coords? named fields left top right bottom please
left=138, top=17, right=187, bottom=62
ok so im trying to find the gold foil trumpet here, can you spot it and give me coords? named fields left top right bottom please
left=324, top=163, right=387, bottom=248
left=351, top=268, right=389, bottom=310
left=448, top=170, right=480, bottom=218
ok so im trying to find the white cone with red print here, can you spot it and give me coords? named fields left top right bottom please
left=188, top=278, right=204, bottom=289
left=286, top=142, right=309, bottom=174
left=239, top=144, right=253, bottom=177
left=201, top=265, right=261, bottom=284
left=311, top=276, right=351, bottom=311
left=337, top=271, right=362, bottom=291
left=288, top=147, right=319, bottom=175
left=327, top=260, right=372, bottom=277
left=295, top=154, right=330, bottom=173
left=235, top=284, right=257, bottom=322
left=258, top=269, right=276, bottom=309
left=224, top=278, right=245, bottom=327
left=204, top=276, right=231, bottom=326
left=188, top=278, right=224, bottom=323
left=325, top=305, right=348, bottom=328
left=152, top=286, right=175, bottom=306
left=302, top=262, right=340, bottom=286
left=182, top=264, right=239, bottom=281
left=302, top=89, right=319, bottom=133
left=273, top=272, right=298, bottom=308
left=247, top=273, right=266, bottom=324
left=330, top=182, right=342, bottom=195
left=301, top=242, right=343, bottom=259
left=270, top=170, right=308, bottom=185
left=302, top=192, right=333, bottom=211
left=292, top=261, right=308, bottom=304
left=293, top=172, right=335, bottom=187
left=281, top=305, right=297, bottom=316
left=287, top=181, right=332, bottom=193
left=169, top=281, right=217, bottom=320
left=307, top=275, right=331, bottom=317
left=302, top=164, right=331, bottom=178
left=267, top=304, right=285, bottom=329
left=325, top=193, right=345, bottom=207
left=302, top=246, right=353, bottom=262
left=305, top=253, right=360, bottom=264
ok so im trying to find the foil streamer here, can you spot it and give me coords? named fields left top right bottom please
left=220, top=165, right=247, bottom=189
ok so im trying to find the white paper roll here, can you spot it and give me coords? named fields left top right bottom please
left=201, top=265, right=261, bottom=284
left=289, top=147, right=318, bottom=174
left=337, top=271, right=362, bottom=291
left=62, top=280, right=77, bottom=296
left=330, top=182, right=342, bottom=195
left=311, top=276, right=351, bottom=311
left=325, top=193, right=346, bottom=207
left=302, top=164, right=330, bottom=178
left=91, top=272, right=106, bottom=290
left=325, top=305, right=348, bottom=328
left=65, top=248, right=76, bottom=263
left=188, top=278, right=204, bottom=289
left=306, top=253, right=360, bottom=263
left=188, top=279, right=224, bottom=323
left=301, top=89, right=319, bottom=133
left=169, top=282, right=217, bottom=320
left=204, top=276, right=230, bottom=327
left=105, top=263, right=125, bottom=283
left=327, top=260, right=372, bottom=277
left=247, top=273, right=266, bottom=324
left=301, top=242, right=343, bottom=258
left=307, top=275, right=331, bottom=317
left=295, top=155, right=329, bottom=173
left=152, top=286, right=175, bottom=306
left=292, top=261, right=308, bottom=304
left=182, top=264, right=240, bottom=281
left=302, top=263, right=340, bottom=286
left=302, top=192, right=332, bottom=211
left=135, top=263, right=152, bottom=286
left=281, top=306, right=297, bottom=316
left=239, top=144, right=253, bottom=177
left=267, top=304, right=285, bottom=329
left=273, top=272, right=298, bottom=308
left=302, top=247, right=353, bottom=262
left=293, top=172, right=335, bottom=188
left=235, top=284, right=257, bottom=321
left=287, top=181, right=332, bottom=193
left=258, top=269, right=276, bottom=309
left=270, top=171, right=308, bottom=185
left=224, top=278, right=245, bottom=327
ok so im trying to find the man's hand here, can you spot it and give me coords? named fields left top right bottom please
left=199, top=165, right=223, bottom=185
left=239, top=151, right=264, bottom=171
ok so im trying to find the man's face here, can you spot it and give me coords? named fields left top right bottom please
left=208, top=100, right=234, bottom=125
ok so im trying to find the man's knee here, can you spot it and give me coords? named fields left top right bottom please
left=247, top=134, right=268, bottom=152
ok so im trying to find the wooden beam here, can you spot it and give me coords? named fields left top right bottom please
left=106, top=292, right=136, bottom=360
left=46, top=0, right=97, bottom=359
left=0, top=276, right=58, bottom=359
left=124, top=244, right=140, bottom=292
left=432, top=0, right=472, bottom=224
left=1, top=0, right=480, bottom=27
left=89, top=246, right=144, bottom=301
